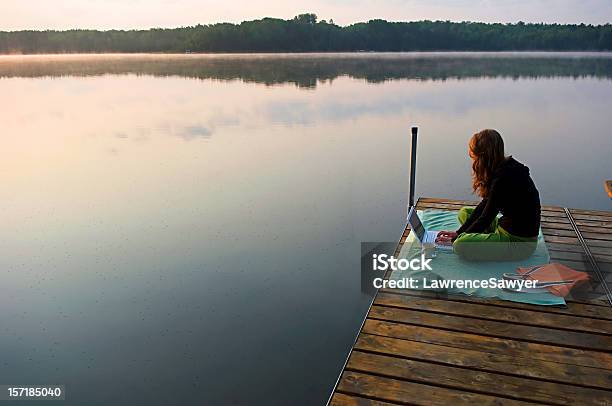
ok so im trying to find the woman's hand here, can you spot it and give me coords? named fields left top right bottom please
left=435, top=231, right=457, bottom=246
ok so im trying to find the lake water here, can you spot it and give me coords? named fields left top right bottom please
left=1, top=53, right=611, bottom=405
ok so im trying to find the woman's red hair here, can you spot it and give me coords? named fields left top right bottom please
left=469, top=129, right=506, bottom=198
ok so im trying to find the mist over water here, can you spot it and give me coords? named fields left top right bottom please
left=1, top=53, right=610, bottom=405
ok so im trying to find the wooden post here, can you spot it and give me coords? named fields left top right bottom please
left=409, top=126, right=418, bottom=207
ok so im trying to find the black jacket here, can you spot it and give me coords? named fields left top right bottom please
left=456, top=157, right=541, bottom=237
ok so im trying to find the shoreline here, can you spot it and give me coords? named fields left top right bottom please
left=3, top=50, right=612, bottom=57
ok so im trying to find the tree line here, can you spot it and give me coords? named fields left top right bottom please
left=2, top=13, right=612, bottom=54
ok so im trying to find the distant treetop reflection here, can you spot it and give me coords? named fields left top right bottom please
left=2, top=53, right=612, bottom=88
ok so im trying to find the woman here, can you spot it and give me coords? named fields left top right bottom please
left=436, top=129, right=541, bottom=261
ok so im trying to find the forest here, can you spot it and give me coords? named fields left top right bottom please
left=2, top=13, right=612, bottom=54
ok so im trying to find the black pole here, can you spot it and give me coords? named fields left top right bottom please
left=409, top=126, right=418, bottom=207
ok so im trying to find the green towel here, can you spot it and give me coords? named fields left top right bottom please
left=391, top=209, right=565, bottom=306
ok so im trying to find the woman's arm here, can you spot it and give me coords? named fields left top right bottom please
left=455, top=198, right=487, bottom=234
left=461, top=179, right=502, bottom=234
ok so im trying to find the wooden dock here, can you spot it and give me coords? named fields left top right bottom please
left=330, top=197, right=612, bottom=406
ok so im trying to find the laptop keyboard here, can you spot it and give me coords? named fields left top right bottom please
left=424, top=231, right=435, bottom=244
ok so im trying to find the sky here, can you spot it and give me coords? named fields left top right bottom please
left=1, top=0, right=612, bottom=31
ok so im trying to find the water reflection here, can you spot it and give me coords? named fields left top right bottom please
left=2, top=52, right=612, bottom=87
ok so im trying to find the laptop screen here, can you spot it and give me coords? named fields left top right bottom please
left=407, top=207, right=426, bottom=242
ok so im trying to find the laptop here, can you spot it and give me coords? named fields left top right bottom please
left=407, top=206, right=453, bottom=250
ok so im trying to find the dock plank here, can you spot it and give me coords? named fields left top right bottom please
left=572, top=213, right=612, bottom=222
left=362, top=318, right=612, bottom=370
left=355, top=334, right=612, bottom=389
left=368, top=305, right=612, bottom=351
left=374, top=291, right=612, bottom=334
left=330, top=393, right=397, bottom=406
left=379, top=288, right=612, bottom=319
left=347, top=351, right=612, bottom=405
left=337, top=371, right=536, bottom=406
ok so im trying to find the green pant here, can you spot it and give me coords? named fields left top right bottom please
left=453, top=207, right=537, bottom=261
